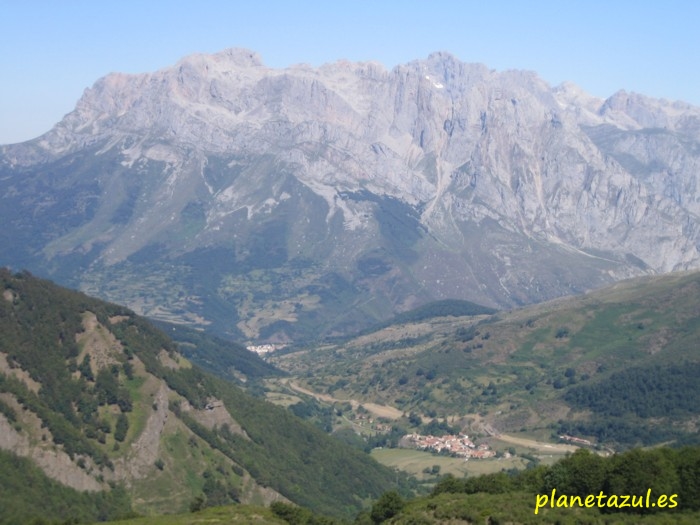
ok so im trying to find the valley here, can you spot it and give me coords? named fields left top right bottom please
left=1, top=45, right=700, bottom=524
left=2, top=262, right=700, bottom=524
left=267, top=270, right=700, bottom=454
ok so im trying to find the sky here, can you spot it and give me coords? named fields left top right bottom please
left=1, top=0, right=698, bottom=144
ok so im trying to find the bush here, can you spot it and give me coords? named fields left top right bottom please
left=555, top=327, right=569, bottom=339
left=114, top=413, right=129, bottom=442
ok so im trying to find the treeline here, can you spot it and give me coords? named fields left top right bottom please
left=387, top=299, right=497, bottom=325
left=328, top=299, right=498, bottom=345
left=166, top=377, right=403, bottom=518
left=204, top=375, right=402, bottom=519
left=561, top=362, right=700, bottom=447
left=558, top=418, right=700, bottom=449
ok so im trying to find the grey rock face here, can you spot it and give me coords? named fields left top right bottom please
left=2, top=49, right=699, bottom=340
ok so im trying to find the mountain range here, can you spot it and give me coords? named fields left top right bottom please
left=2, top=48, right=700, bottom=341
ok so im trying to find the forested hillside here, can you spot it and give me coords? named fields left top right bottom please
left=0, top=449, right=133, bottom=524
left=0, top=268, right=400, bottom=522
left=151, top=320, right=283, bottom=382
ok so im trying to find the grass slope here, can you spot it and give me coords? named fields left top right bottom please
left=99, top=505, right=287, bottom=525
left=271, top=271, right=700, bottom=449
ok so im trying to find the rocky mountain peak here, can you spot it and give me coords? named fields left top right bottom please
left=599, top=89, right=700, bottom=130
left=1, top=50, right=700, bottom=340
left=210, top=47, right=265, bottom=68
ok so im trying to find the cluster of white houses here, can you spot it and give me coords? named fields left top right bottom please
left=559, top=434, right=593, bottom=446
left=402, top=433, right=497, bottom=459
left=246, top=343, right=284, bottom=356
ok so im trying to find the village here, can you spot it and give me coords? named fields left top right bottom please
left=246, top=343, right=285, bottom=356
left=401, top=433, right=499, bottom=459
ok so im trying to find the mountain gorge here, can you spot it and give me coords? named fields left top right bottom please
left=2, top=49, right=700, bottom=341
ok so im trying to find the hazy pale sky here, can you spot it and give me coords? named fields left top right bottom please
left=1, top=0, right=698, bottom=144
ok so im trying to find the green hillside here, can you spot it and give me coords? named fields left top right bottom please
left=0, top=449, right=133, bottom=525
left=151, top=320, right=284, bottom=382
left=270, top=271, right=700, bottom=449
left=94, top=445, right=700, bottom=525
left=97, top=504, right=289, bottom=525
left=0, top=268, right=401, bottom=523
left=358, top=445, right=700, bottom=524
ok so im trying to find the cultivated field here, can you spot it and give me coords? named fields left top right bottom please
left=370, top=448, right=529, bottom=480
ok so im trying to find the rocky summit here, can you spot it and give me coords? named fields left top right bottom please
left=1, top=49, right=699, bottom=341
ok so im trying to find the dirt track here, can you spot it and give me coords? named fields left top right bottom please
left=495, top=433, right=578, bottom=453
left=286, top=381, right=403, bottom=420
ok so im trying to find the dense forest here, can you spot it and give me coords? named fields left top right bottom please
left=558, top=362, right=700, bottom=447
left=564, top=362, right=700, bottom=418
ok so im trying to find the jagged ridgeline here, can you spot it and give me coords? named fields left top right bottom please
left=4, top=50, right=700, bottom=342
left=0, top=269, right=399, bottom=522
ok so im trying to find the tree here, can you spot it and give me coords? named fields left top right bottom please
left=543, top=448, right=607, bottom=497
left=114, top=414, right=129, bottom=442
left=78, top=355, right=94, bottom=382
left=676, top=446, right=700, bottom=510
left=95, top=368, right=119, bottom=405
left=603, top=448, right=679, bottom=513
left=370, top=491, right=404, bottom=523
left=189, top=494, right=206, bottom=513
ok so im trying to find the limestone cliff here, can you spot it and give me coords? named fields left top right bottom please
left=2, top=49, right=699, bottom=339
